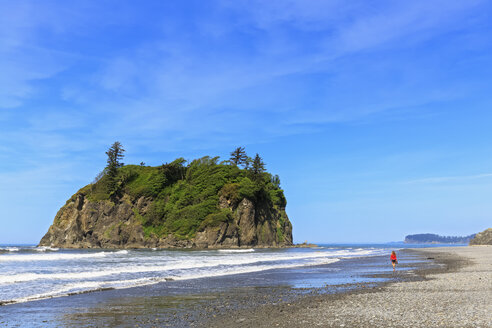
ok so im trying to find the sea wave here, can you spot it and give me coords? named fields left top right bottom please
left=217, top=248, right=255, bottom=253
left=0, top=249, right=373, bottom=285
left=0, top=251, right=115, bottom=262
left=0, top=247, right=380, bottom=264
left=172, top=257, right=340, bottom=282
left=0, top=254, right=325, bottom=284
left=35, top=246, right=60, bottom=252
left=4, top=278, right=158, bottom=305
left=0, top=247, right=386, bottom=306
left=1, top=258, right=340, bottom=305
left=0, top=247, right=19, bottom=252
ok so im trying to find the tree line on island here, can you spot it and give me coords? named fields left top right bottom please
left=101, top=142, right=278, bottom=197
left=85, top=142, right=287, bottom=240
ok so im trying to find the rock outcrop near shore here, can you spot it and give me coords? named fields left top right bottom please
left=469, top=228, right=492, bottom=245
left=39, top=158, right=293, bottom=249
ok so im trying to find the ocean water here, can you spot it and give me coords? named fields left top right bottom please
left=0, top=244, right=403, bottom=306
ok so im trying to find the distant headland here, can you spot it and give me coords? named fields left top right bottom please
left=469, top=228, right=492, bottom=245
left=39, top=143, right=293, bottom=249
left=404, top=233, right=475, bottom=244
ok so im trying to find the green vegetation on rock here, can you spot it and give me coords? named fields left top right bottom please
left=79, top=146, right=287, bottom=241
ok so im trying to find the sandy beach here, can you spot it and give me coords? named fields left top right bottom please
left=207, top=246, right=492, bottom=328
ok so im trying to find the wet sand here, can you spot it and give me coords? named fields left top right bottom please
left=207, top=246, right=492, bottom=328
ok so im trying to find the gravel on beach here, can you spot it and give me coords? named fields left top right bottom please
left=206, top=246, right=492, bottom=328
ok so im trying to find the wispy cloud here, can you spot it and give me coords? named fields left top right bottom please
left=405, top=173, right=492, bottom=185
left=87, top=0, right=485, bottom=126
left=1, top=0, right=491, bottom=167
left=0, top=2, right=65, bottom=108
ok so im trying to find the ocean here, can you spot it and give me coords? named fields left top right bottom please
left=1, top=243, right=467, bottom=327
left=0, top=244, right=386, bottom=305
left=0, top=242, right=457, bottom=307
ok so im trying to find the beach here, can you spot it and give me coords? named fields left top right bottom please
left=207, top=246, right=492, bottom=328
left=1, top=245, right=490, bottom=327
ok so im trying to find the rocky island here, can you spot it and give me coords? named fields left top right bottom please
left=39, top=144, right=293, bottom=249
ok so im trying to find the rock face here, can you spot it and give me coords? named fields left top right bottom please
left=469, top=228, right=492, bottom=245
left=39, top=192, right=293, bottom=249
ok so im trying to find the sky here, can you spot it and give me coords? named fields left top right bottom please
left=1, top=0, right=491, bottom=244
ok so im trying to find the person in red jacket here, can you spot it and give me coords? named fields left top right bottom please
left=390, top=251, right=398, bottom=272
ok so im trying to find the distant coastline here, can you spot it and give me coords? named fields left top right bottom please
left=404, top=233, right=475, bottom=244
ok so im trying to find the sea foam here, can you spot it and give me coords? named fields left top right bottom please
left=218, top=248, right=255, bottom=253
left=0, top=251, right=113, bottom=262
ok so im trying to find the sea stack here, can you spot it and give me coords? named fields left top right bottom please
left=39, top=156, right=293, bottom=249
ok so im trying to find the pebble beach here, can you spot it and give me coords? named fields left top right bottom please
left=207, top=246, right=492, bottom=328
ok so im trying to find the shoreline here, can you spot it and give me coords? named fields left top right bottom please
left=1, top=246, right=489, bottom=327
left=0, top=247, right=421, bottom=327
left=206, top=246, right=491, bottom=328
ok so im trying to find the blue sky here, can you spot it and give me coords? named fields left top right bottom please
left=1, top=0, right=491, bottom=244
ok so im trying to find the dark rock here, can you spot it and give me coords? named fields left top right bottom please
left=39, top=191, right=293, bottom=249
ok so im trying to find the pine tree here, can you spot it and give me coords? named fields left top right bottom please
left=106, top=141, right=125, bottom=169
left=105, top=141, right=125, bottom=195
left=244, top=156, right=252, bottom=169
left=250, top=153, right=266, bottom=181
left=229, top=147, right=248, bottom=167
left=271, top=174, right=281, bottom=188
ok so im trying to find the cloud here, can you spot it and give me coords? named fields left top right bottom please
left=0, top=1, right=128, bottom=108
left=88, top=0, right=485, bottom=120
left=2, top=0, right=491, bottom=162
left=0, top=2, right=81, bottom=108
left=330, top=0, right=485, bottom=54
left=405, top=173, right=492, bottom=185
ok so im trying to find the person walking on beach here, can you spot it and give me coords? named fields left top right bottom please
left=390, top=251, right=398, bottom=272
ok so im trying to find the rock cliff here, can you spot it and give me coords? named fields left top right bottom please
left=469, top=228, right=492, bottom=245
left=40, top=192, right=292, bottom=249
left=39, top=159, right=293, bottom=249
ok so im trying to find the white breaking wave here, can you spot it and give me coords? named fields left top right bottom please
left=0, top=246, right=387, bottom=306
left=0, top=252, right=331, bottom=284
left=0, top=251, right=117, bottom=262
left=0, top=247, right=19, bottom=252
left=1, top=258, right=340, bottom=305
left=35, top=246, right=60, bottom=252
left=218, top=248, right=255, bottom=253
left=0, top=249, right=377, bottom=285
left=5, top=278, right=159, bottom=305
left=172, top=257, right=340, bottom=281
